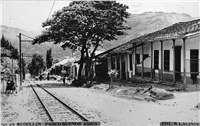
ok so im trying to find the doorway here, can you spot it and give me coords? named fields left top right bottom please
left=121, top=61, right=126, bottom=80
left=175, top=46, right=182, bottom=81
left=190, top=49, right=199, bottom=83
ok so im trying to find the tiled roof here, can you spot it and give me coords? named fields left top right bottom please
left=96, top=19, right=200, bottom=57
left=110, top=19, right=200, bottom=54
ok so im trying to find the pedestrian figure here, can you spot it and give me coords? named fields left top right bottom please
left=39, top=74, right=42, bottom=81
left=63, top=76, right=66, bottom=85
left=5, top=78, right=17, bottom=94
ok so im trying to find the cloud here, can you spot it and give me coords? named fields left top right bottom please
left=119, top=1, right=199, bottom=17
left=131, top=3, right=142, bottom=7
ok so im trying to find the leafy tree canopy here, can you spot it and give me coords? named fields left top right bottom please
left=33, top=1, right=130, bottom=46
left=33, top=1, right=130, bottom=80
left=46, top=48, right=53, bottom=69
left=1, top=35, right=19, bottom=59
left=28, top=54, right=44, bottom=76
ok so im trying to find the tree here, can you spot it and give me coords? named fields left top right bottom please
left=107, top=69, right=118, bottom=90
left=46, top=48, right=53, bottom=69
left=1, top=35, right=19, bottom=80
left=28, top=54, right=44, bottom=77
left=1, top=35, right=18, bottom=59
left=33, top=1, right=130, bottom=81
left=1, top=57, right=18, bottom=78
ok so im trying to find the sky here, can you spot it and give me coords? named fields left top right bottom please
left=1, top=1, right=200, bottom=31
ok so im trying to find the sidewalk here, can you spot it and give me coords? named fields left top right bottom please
left=1, top=81, right=43, bottom=123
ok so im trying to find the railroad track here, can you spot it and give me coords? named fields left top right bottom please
left=30, top=81, right=88, bottom=122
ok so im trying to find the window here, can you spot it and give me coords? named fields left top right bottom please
left=136, top=54, right=140, bottom=64
left=164, top=50, right=170, bottom=70
left=154, top=50, right=159, bottom=69
left=190, top=50, right=199, bottom=75
left=129, top=54, right=133, bottom=70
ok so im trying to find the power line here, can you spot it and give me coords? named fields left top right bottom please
left=17, top=34, right=34, bottom=40
left=47, top=1, right=55, bottom=20
left=20, top=33, right=35, bottom=39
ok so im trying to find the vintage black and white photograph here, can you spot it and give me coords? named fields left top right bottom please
left=1, top=0, right=200, bottom=126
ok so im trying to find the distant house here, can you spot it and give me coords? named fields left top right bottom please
left=70, top=51, right=107, bottom=80
left=95, top=19, right=200, bottom=84
left=47, top=57, right=78, bottom=78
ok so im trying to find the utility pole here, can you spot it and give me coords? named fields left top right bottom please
left=22, top=53, right=24, bottom=81
left=19, top=33, right=22, bottom=85
left=18, top=33, right=33, bottom=84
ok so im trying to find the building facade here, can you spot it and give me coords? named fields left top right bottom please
left=100, top=19, right=200, bottom=84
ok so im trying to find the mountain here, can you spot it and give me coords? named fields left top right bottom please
left=101, top=12, right=195, bottom=50
left=102, top=12, right=195, bottom=50
left=1, top=12, right=195, bottom=61
left=0, top=25, right=72, bottom=62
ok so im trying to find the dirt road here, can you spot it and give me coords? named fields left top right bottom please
left=1, top=80, right=199, bottom=126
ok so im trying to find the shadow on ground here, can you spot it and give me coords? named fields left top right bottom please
left=24, top=82, right=69, bottom=89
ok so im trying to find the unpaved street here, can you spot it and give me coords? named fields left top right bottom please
left=1, top=80, right=200, bottom=126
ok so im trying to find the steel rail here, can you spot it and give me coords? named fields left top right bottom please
left=30, top=84, right=54, bottom=122
left=33, top=81, right=88, bottom=122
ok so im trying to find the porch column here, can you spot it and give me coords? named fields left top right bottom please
left=120, top=55, right=122, bottom=79
left=135, top=44, right=137, bottom=76
left=132, top=44, right=135, bottom=76
left=126, top=53, right=128, bottom=80
left=160, top=40, right=163, bottom=81
left=150, top=42, right=153, bottom=80
left=141, top=43, right=144, bottom=78
left=173, top=39, right=176, bottom=84
left=115, top=56, right=117, bottom=70
left=183, top=38, right=186, bottom=84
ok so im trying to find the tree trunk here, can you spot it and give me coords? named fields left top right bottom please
left=85, top=39, right=100, bottom=80
left=78, top=41, right=86, bottom=80
left=78, top=38, right=100, bottom=81
left=84, top=55, right=94, bottom=80
left=78, top=56, right=84, bottom=80
left=86, top=58, right=92, bottom=79
left=85, top=57, right=90, bottom=79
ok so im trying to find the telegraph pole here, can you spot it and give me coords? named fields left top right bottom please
left=18, top=33, right=33, bottom=85
left=22, top=53, right=24, bottom=81
left=19, top=33, right=22, bottom=85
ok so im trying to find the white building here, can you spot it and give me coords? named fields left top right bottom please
left=96, top=19, right=200, bottom=84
